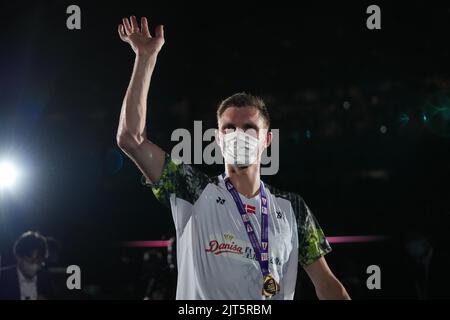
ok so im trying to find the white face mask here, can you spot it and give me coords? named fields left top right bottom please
left=22, top=261, right=42, bottom=278
left=220, top=130, right=259, bottom=167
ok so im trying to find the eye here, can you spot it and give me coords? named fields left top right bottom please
left=243, top=123, right=257, bottom=131
left=221, top=124, right=235, bottom=132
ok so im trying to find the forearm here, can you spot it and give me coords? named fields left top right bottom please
left=316, top=277, right=351, bottom=300
left=117, top=54, right=157, bottom=146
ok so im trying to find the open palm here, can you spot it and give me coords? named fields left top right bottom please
left=118, top=16, right=165, bottom=56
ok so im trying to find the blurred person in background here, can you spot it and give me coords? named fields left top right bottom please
left=0, top=231, right=54, bottom=300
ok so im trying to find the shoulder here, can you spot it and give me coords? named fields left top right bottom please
left=0, top=265, right=18, bottom=288
left=264, top=183, right=307, bottom=220
left=0, top=265, right=17, bottom=276
left=143, top=153, right=219, bottom=188
left=144, top=153, right=220, bottom=205
left=37, top=269, right=54, bottom=295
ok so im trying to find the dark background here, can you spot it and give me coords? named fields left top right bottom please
left=0, top=0, right=449, bottom=299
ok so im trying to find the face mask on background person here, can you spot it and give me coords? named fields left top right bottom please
left=21, top=261, right=42, bottom=278
left=221, top=130, right=259, bottom=167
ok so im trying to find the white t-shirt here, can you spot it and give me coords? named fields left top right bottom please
left=144, top=154, right=332, bottom=300
left=17, top=268, right=38, bottom=300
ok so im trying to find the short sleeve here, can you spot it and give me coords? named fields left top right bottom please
left=141, top=153, right=211, bottom=208
left=296, top=197, right=332, bottom=267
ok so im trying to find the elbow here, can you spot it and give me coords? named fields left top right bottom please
left=116, top=131, right=142, bottom=151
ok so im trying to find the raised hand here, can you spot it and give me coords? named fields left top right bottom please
left=118, top=16, right=165, bottom=57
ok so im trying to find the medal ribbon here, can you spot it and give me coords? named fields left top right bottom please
left=222, top=173, right=270, bottom=277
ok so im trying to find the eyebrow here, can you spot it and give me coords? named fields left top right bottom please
left=242, top=122, right=259, bottom=130
left=220, top=122, right=259, bottom=130
left=220, top=122, right=234, bottom=130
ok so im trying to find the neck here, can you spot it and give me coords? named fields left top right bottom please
left=17, top=267, right=35, bottom=281
left=225, top=163, right=261, bottom=198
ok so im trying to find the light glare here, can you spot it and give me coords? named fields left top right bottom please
left=0, top=161, right=19, bottom=189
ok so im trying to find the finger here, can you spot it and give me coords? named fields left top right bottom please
left=141, top=17, right=151, bottom=38
left=155, top=24, right=164, bottom=39
left=122, top=17, right=132, bottom=35
left=130, top=15, right=139, bottom=33
left=118, top=24, right=127, bottom=41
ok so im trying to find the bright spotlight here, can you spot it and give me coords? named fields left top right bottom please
left=0, top=161, right=20, bottom=190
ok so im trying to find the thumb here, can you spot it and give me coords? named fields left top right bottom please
left=155, top=24, right=164, bottom=38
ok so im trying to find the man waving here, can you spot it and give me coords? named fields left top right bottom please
left=117, top=16, right=350, bottom=300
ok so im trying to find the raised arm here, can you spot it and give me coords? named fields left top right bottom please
left=116, top=16, right=166, bottom=184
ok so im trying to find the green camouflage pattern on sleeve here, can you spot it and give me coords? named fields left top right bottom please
left=297, top=202, right=332, bottom=267
left=263, top=184, right=332, bottom=267
left=142, top=153, right=212, bottom=208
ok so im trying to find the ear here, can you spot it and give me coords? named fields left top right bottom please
left=266, top=131, right=272, bottom=148
left=262, top=129, right=272, bottom=148
left=215, top=129, right=221, bottom=146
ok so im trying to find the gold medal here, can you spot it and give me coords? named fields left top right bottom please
left=262, top=274, right=280, bottom=297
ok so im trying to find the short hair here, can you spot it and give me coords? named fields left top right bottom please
left=13, top=231, right=48, bottom=259
left=217, top=92, right=270, bottom=128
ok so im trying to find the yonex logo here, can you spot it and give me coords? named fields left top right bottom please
left=216, top=197, right=225, bottom=204
left=276, top=210, right=283, bottom=219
